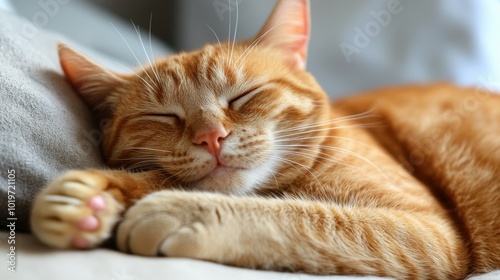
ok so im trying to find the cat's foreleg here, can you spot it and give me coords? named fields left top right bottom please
left=117, top=190, right=467, bottom=279
left=31, top=169, right=166, bottom=249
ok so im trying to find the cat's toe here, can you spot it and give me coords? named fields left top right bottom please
left=31, top=171, right=123, bottom=249
left=88, top=195, right=107, bottom=211
left=116, top=191, right=207, bottom=257
left=118, top=214, right=183, bottom=255
left=159, top=224, right=206, bottom=258
left=76, top=214, right=100, bottom=231
left=71, top=235, right=91, bottom=249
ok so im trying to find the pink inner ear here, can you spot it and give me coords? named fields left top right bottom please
left=293, top=0, right=310, bottom=61
left=256, top=0, right=311, bottom=70
left=58, top=43, right=125, bottom=113
left=293, top=35, right=309, bottom=65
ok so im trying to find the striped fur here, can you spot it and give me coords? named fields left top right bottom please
left=31, top=0, right=499, bottom=279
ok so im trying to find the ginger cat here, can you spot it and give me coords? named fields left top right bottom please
left=31, top=0, right=499, bottom=279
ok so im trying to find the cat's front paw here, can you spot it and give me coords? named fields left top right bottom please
left=117, top=191, right=224, bottom=258
left=31, top=170, right=124, bottom=249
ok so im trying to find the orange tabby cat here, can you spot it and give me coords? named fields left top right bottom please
left=31, top=0, right=499, bottom=279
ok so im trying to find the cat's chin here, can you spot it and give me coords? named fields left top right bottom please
left=188, top=166, right=254, bottom=195
left=212, top=165, right=244, bottom=175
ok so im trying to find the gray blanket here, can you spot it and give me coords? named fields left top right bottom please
left=0, top=9, right=106, bottom=231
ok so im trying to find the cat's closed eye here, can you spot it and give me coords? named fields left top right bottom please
left=229, top=87, right=263, bottom=110
left=140, top=113, right=181, bottom=124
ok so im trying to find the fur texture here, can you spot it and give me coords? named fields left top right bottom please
left=31, top=0, right=499, bottom=279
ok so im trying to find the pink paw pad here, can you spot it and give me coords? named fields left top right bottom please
left=71, top=236, right=89, bottom=249
left=76, top=215, right=99, bottom=231
left=87, top=195, right=106, bottom=211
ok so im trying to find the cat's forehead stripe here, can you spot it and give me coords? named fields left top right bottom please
left=140, top=43, right=317, bottom=120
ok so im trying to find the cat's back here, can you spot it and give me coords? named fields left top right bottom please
left=333, top=83, right=500, bottom=271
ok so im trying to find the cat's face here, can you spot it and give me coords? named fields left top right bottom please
left=59, top=0, right=329, bottom=194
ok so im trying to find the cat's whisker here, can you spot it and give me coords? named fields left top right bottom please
left=275, top=122, right=378, bottom=138
left=110, top=22, right=158, bottom=92
left=255, top=165, right=287, bottom=191
left=268, top=155, right=307, bottom=181
left=161, top=169, right=185, bottom=186
left=131, top=21, right=161, bottom=88
left=235, top=22, right=279, bottom=67
left=270, top=155, right=324, bottom=190
left=146, top=14, right=162, bottom=86
left=275, top=147, right=359, bottom=170
left=327, top=147, right=388, bottom=182
left=122, top=147, right=173, bottom=154
left=274, top=135, right=374, bottom=149
left=235, top=22, right=284, bottom=70
left=268, top=169, right=281, bottom=190
left=126, top=160, right=160, bottom=171
left=282, top=115, right=379, bottom=133
left=230, top=0, right=239, bottom=65
left=280, top=156, right=331, bottom=199
left=275, top=123, right=383, bottom=140
left=227, top=0, right=232, bottom=64
left=107, top=156, right=159, bottom=162
left=274, top=109, right=379, bottom=134
left=206, top=24, right=222, bottom=48
left=274, top=118, right=380, bottom=138
left=275, top=142, right=388, bottom=182
left=126, top=158, right=158, bottom=165
left=273, top=154, right=333, bottom=200
left=128, top=167, right=167, bottom=175
left=112, top=61, right=156, bottom=93
left=282, top=143, right=380, bottom=166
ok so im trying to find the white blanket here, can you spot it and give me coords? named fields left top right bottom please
left=1, top=233, right=388, bottom=280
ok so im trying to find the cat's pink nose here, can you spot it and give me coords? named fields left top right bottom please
left=193, top=125, right=229, bottom=157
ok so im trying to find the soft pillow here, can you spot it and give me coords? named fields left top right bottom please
left=0, top=10, right=110, bottom=231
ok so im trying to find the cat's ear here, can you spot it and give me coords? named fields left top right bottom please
left=58, top=43, right=125, bottom=117
left=255, top=0, right=310, bottom=70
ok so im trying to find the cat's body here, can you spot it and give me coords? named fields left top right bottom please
left=30, top=0, right=499, bottom=279
left=332, top=85, right=500, bottom=276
